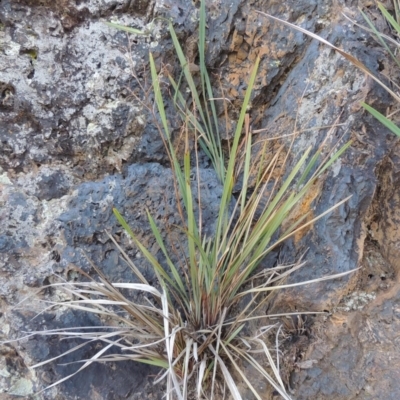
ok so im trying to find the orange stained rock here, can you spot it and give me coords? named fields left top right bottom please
left=283, top=177, right=324, bottom=244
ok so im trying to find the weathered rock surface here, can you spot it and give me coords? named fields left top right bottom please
left=1, top=0, right=400, bottom=398
left=0, top=160, right=222, bottom=398
left=288, top=240, right=400, bottom=399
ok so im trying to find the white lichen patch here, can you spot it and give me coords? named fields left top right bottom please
left=0, top=367, right=11, bottom=378
left=8, top=378, right=33, bottom=397
left=331, top=157, right=342, bottom=177
left=297, top=47, right=362, bottom=132
left=98, top=193, right=115, bottom=213
left=337, top=291, right=376, bottom=312
left=0, top=172, right=13, bottom=185
left=3, top=40, right=21, bottom=56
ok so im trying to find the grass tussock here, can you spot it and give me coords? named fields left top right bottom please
left=8, top=2, right=357, bottom=399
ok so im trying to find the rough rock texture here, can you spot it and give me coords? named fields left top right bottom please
left=0, top=0, right=166, bottom=177
left=1, top=0, right=400, bottom=398
left=0, top=161, right=222, bottom=398
left=255, top=24, right=383, bottom=310
left=288, top=240, right=400, bottom=399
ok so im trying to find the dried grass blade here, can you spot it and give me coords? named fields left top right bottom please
left=359, top=6, right=400, bottom=67
left=161, top=289, right=183, bottom=400
left=342, top=12, right=400, bottom=47
left=208, top=343, right=243, bottom=400
left=219, top=341, right=263, bottom=400
left=232, top=346, right=292, bottom=400
left=37, top=338, right=122, bottom=393
left=253, top=337, right=285, bottom=389
left=182, top=337, right=193, bottom=399
left=238, top=267, right=359, bottom=298
left=197, top=358, right=207, bottom=398
left=210, top=308, right=227, bottom=400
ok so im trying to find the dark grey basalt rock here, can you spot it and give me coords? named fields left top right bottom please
left=1, top=0, right=400, bottom=398
left=19, top=309, right=158, bottom=400
left=0, top=160, right=222, bottom=397
left=255, top=9, right=395, bottom=312
left=57, top=163, right=222, bottom=284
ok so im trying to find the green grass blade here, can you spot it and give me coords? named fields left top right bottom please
left=199, top=0, right=224, bottom=179
left=146, top=211, right=188, bottom=301
left=359, top=7, right=400, bottom=68
left=224, top=324, right=245, bottom=345
left=198, top=1, right=215, bottom=136
left=199, top=0, right=207, bottom=102
left=168, top=63, right=223, bottom=180
left=260, top=147, right=311, bottom=223
left=395, top=0, right=400, bottom=25
left=362, top=102, right=400, bottom=137
left=314, top=141, right=352, bottom=178
left=113, top=208, right=179, bottom=291
left=215, top=57, right=260, bottom=253
left=204, top=72, right=224, bottom=172
left=378, top=1, right=400, bottom=34
left=297, top=150, right=321, bottom=187
left=149, top=52, right=171, bottom=140
left=104, top=22, right=147, bottom=35
left=226, top=57, right=260, bottom=183
left=167, top=22, right=208, bottom=131
left=182, top=137, right=201, bottom=317
left=240, top=128, right=252, bottom=212
left=135, top=358, right=169, bottom=368
left=149, top=53, right=189, bottom=213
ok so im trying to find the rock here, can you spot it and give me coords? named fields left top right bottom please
left=243, top=4, right=393, bottom=312
left=1, top=0, right=400, bottom=398
left=18, top=309, right=159, bottom=400
left=289, top=243, right=400, bottom=400
left=0, top=0, right=165, bottom=176
left=0, top=161, right=222, bottom=397
left=56, top=163, right=222, bottom=284
left=8, top=377, right=33, bottom=397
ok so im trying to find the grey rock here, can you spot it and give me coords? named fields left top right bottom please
left=1, top=161, right=222, bottom=397
left=1, top=0, right=400, bottom=399
left=8, top=377, right=33, bottom=397
left=0, top=0, right=164, bottom=175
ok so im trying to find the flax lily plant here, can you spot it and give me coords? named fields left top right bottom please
left=12, top=2, right=355, bottom=399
